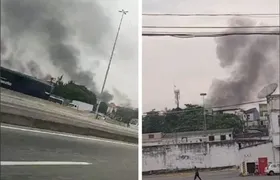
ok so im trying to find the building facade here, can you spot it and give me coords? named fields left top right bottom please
left=143, top=129, right=234, bottom=147
left=245, top=108, right=260, bottom=128
left=259, top=104, right=269, bottom=127
left=268, top=94, right=280, bottom=163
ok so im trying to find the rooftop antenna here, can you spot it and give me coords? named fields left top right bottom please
left=174, top=85, right=180, bottom=108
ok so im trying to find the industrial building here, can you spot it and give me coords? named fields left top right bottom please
left=0, top=66, right=54, bottom=100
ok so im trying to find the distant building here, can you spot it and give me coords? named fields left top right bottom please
left=245, top=108, right=260, bottom=128
left=107, top=103, right=118, bottom=114
left=259, top=104, right=269, bottom=127
left=0, top=66, right=53, bottom=100
left=213, top=108, right=247, bottom=121
left=142, top=128, right=234, bottom=146
left=213, top=107, right=264, bottom=129
left=269, top=94, right=280, bottom=151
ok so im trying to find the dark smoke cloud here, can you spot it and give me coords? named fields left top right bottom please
left=112, top=88, right=132, bottom=107
left=1, top=0, right=116, bottom=103
left=100, top=91, right=114, bottom=103
left=207, top=18, right=279, bottom=106
left=27, top=60, right=44, bottom=78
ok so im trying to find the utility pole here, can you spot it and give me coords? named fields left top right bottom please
left=200, top=93, right=207, bottom=134
left=95, top=9, right=128, bottom=118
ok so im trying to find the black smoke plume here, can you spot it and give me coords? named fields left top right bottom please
left=207, top=18, right=279, bottom=106
left=1, top=0, right=114, bottom=103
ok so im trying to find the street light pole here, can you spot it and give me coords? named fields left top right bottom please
left=200, top=93, right=207, bottom=134
left=95, top=9, right=128, bottom=118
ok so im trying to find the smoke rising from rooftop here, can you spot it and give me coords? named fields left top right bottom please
left=1, top=0, right=116, bottom=103
left=207, top=18, right=279, bottom=106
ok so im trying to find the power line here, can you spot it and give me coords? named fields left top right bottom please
left=142, top=13, right=280, bottom=17
left=142, top=31, right=280, bottom=38
left=143, top=25, right=280, bottom=29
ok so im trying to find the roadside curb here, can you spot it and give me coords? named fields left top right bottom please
left=142, top=166, right=237, bottom=176
left=0, top=112, right=138, bottom=144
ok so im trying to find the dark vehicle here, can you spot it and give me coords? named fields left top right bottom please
left=0, top=66, right=54, bottom=100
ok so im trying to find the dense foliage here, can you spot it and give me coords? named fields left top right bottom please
left=52, top=76, right=137, bottom=121
left=53, top=78, right=97, bottom=105
left=142, top=104, right=244, bottom=134
left=114, top=107, right=138, bottom=124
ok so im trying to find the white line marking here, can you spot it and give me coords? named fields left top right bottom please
left=1, top=161, right=91, bottom=166
left=1, top=124, right=137, bottom=147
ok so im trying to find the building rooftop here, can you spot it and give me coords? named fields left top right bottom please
left=245, top=108, right=258, bottom=113
left=163, top=128, right=234, bottom=138
left=1, top=66, right=51, bottom=86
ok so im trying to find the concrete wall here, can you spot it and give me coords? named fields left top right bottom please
left=142, top=141, right=275, bottom=172
left=270, top=95, right=279, bottom=110
left=143, top=133, right=163, bottom=143
left=270, top=110, right=280, bottom=147
left=142, top=141, right=239, bottom=172
left=239, top=142, right=274, bottom=164
left=143, top=130, right=233, bottom=147
left=271, top=112, right=280, bottom=134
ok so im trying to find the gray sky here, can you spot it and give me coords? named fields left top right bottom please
left=1, top=0, right=138, bottom=107
left=94, top=0, right=138, bottom=107
left=143, top=0, right=279, bottom=112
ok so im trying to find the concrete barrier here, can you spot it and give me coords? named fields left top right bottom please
left=0, top=89, right=138, bottom=143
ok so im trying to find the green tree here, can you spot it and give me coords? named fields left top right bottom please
left=142, top=104, right=244, bottom=134
left=115, top=107, right=138, bottom=124
left=53, top=80, right=97, bottom=105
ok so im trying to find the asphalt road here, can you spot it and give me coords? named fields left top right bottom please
left=143, top=171, right=280, bottom=180
left=1, top=124, right=138, bottom=180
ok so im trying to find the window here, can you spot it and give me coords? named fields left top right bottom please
left=246, top=114, right=251, bottom=120
left=278, top=115, right=280, bottom=127
left=148, top=134, right=154, bottom=139
left=220, top=135, right=226, bottom=141
left=229, top=134, right=232, bottom=138
left=181, top=137, right=188, bottom=142
left=209, top=136, right=215, bottom=141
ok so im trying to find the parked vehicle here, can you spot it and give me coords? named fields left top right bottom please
left=265, top=163, right=280, bottom=175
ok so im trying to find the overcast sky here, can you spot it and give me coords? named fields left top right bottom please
left=95, top=0, right=138, bottom=107
left=1, top=0, right=138, bottom=108
left=142, top=0, right=279, bottom=112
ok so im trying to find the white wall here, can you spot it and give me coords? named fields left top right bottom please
left=271, top=95, right=279, bottom=110
left=239, top=143, right=274, bottom=164
left=271, top=112, right=280, bottom=134
left=272, top=134, right=279, bottom=147
left=72, top=100, right=93, bottom=111
left=142, top=141, right=276, bottom=172
left=142, top=142, right=239, bottom=172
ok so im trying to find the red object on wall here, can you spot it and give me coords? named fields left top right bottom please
left=258, top=157, right=268, bottom=175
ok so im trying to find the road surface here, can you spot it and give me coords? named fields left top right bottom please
left=1, top=124, right=138, bottom=180
left=143, top=171, right=280, bottom=180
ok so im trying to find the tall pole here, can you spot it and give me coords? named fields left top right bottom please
left=200, top=93, right=207, bottom=134
left=95, top=9, right=128, bottom=118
